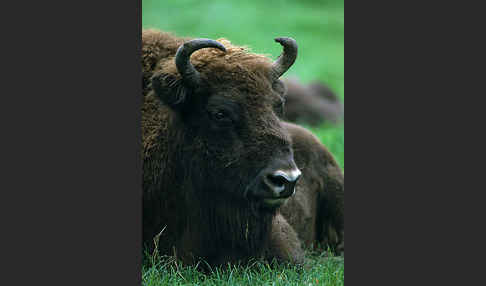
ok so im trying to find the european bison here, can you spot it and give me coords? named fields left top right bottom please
left=142, top=29, right=344, bottom=267
left=281, top=77, right=344, bottom=126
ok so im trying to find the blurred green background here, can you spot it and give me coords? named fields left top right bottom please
left=142, top=0, right=344, bottom=169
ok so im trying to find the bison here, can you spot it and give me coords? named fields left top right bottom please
left=281, top=77, right=344, bottom=126
left=142, top=29, right=344, bottom=267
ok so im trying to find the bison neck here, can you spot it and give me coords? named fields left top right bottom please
left=182, top=192, right=274, bottom=265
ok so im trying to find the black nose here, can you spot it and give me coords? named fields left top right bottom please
left=264, top=169, right=301, bottom=198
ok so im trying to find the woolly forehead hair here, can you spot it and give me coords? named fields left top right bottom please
left=161, top=38, right=275, bottom=82
left=194, top=38, right=272, bottom=68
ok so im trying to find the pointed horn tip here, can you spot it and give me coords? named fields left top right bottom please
left=218, top=45, right=227, bottom=53
left=212, top=40, right=227, bottom=52
left=180, top=39, right=227, bottom=54
left=206, top=39, right=227, bottom=53
left=274, top=37, right=296, bottom=45
left=202, top=40, right=227, bottom=53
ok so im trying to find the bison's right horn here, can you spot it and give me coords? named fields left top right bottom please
left=175, top=39, right=227, bottom=88
left=272, top=37, right=298, bottom=78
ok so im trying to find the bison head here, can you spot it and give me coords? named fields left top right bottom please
left=151, top=37, right=301, bottom=211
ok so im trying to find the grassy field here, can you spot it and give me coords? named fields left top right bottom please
left=143, top=251, right=344, bottom=286
left=142, top=0, right=344, bottom=284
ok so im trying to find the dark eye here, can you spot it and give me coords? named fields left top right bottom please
left=209, top=110, right=232, bottom=126
left=213, top=111, right=227, bottom=121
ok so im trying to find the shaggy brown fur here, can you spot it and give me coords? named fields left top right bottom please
left=142, top=29, right=344, bottom=267
left=280, top=122, right=344, bottom=253
left=281, top=77, right=344, bottom=126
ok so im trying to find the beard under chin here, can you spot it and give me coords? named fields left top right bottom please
left=190, top=192, right=274, bottom=253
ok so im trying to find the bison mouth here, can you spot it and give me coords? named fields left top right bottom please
left=260, top=186, right=296, bottom=209
left=261, top=197, right=290, bottom=208
left=246, top=191, right=295, bottom=211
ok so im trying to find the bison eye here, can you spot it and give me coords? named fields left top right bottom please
left=214, top=111, right=226, bottom=120
left=209, top=109, right=232, bottom=126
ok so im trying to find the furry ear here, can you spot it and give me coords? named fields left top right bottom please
left=273, top=79, right=287, bottom=97
left=151, top=72, right=189, bottom=108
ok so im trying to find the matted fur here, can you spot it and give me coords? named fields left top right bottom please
left=142, top=29, right=344, bottom=267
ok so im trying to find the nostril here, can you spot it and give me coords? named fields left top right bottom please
left=267, top=174, right=288, bottom=188
left=262, top=169, right=301, bottom=198
left=273, top=170, right=301, bottom=183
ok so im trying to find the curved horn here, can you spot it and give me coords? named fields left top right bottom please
left=175, top=39, right=227, bottom=88
left=272, top=37, right=298, bottom=78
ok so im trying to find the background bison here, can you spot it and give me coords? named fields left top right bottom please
left=142, top=29, right=344, bottom=267
left=281, top=77, right=344, bottom=126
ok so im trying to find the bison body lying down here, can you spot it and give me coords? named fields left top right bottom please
left=281, top=77, right=344, bottom=126
left=142, top=29, right=344, bottom=266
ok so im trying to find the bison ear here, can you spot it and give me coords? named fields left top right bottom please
left=273, top=79, right=287, bottom=97
left=151, top=72, right=189, bottom=108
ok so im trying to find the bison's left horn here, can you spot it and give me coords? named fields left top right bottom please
left=175, top=39, right=227, bottom=88
left=272, top=37, right=298, bottom=78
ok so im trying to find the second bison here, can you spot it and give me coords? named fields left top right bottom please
left=281, top=77, right=344, bottom=126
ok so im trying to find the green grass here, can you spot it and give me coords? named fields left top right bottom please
left=143, top=0, right=344, bottom=284
left=143, top=251, right=344, bottom=286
